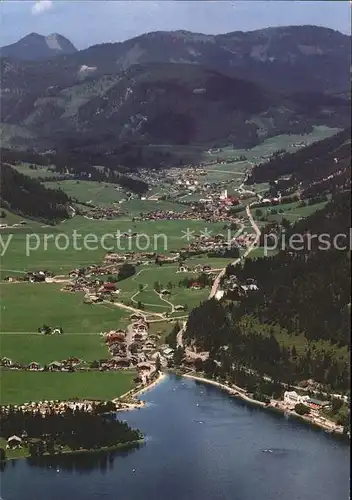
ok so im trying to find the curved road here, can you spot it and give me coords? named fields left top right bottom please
left=209, top=205, right=261, bottom=299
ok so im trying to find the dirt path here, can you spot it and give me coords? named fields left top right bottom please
left=156, top=290, right=175, bottom=313
left=130, top=284, right=147, bottom=305
left=176, top=321, right=187, bottom=348
left=102, top=299, right=164, bottom=320
left=205, top=169, right=244, bottom=175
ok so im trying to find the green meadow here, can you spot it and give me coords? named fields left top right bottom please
left=255, top=199, right=329, bottom=224
left=2, top=131, right=336, bottom=406
left=0, top=370, right=136, bottom=405
left=0, top=334, right=108, bottom=365
left=205, top=126, right=340, bottom=163
left=0, top=217, right=227, bottom=277
left=14, top=163, right=61, bottom=180
left=117, top=263, right=212, bottom=313
left=0, top=282, right=127, bottom=333
left=44, top=180, right=125, bottom=206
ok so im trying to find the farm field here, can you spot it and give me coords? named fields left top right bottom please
left=254, top=200, right=329, bottom=224
left=122, top=198, right=187, bottom=215
left=204, top=126, right=341, bottom=163
left=0, top=334, right=108, bottom=365
left=44, top=180, right=188, bottom=215
left=0, top=209, right=42, bottom=229
left=0, top=218, right=227, bottom=277
left=270, top=201, right=328, bottom=223
left=117, top=263, right=212, bottom=313
left=185, top=256, right=235, bottom=268
left=44, top=180, right=125, bottom=206
left=0, top=283, right=127, bottom=333
left=0, top=370, right=136, bottom=405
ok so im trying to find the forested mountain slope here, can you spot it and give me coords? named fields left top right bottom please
left=247, top=128, right=351, bottom=198
left=185, top=192, right=350, bottom=391
left=0, top=164, right=70, bottom=223
left=1, top=26, right=350, bottom=151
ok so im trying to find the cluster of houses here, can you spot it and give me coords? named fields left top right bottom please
left=62, top=276, right=120, bottom=301
left=221, top=276, right=259, bottom=296
left=140, top=209, right=204, bottom=222
left=103, top=251, right=180, bottom=265
left=181, top=233, right=240, bottom=256
left=0, top=356, right=86, bottom=372
left=139, top=199, right=241, bottom=224
left=100, top=314, right=160, bottom=382
left=4, top=270, right=54, bottom=283
left=282, top=391, right=331, bottom=411
left=83, top=206, right=125, bottom=220
left=177, top=264, right=214, bottom=274
left=0, top=220, right=27, bottom=230
left=104, top=251, right=155, bottom=264
left=1, top=399, right=134, bottom=424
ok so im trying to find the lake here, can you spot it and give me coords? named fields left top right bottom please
left=1, top=374, right=349, bottom=500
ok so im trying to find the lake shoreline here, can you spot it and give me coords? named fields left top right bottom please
left=3, top=438, right=145, bottom=462
left=116, top=371, right=167, bottom=411
left=182, top=373, right=346, bottom=437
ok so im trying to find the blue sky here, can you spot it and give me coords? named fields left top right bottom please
left=0, top=1, right=350, bottom=49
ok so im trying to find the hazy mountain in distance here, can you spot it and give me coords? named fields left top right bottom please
left=0, top=25, right=350, bottom=151
left=52, top=25, right=350, bottom=94
left=0, top=33, right=78, bottom=61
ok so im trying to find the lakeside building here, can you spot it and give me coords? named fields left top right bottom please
left=283, top=391, right=310, bottom=407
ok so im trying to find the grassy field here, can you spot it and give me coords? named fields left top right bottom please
left=0, top=217, right=227, bottom=277
left=122, top=198, right=187, bottom=215
left=0, top=370, right=136, bottom=405
left=0, top=209, right=42, bottom=229
left=14, top=163, right=61, bottom=180
left=245, top=247, right=279, bottom=260
left=204, top=127, right=341, bottom=163
left=254, top=200, right=329, bottom=225
left=44, top=180, right=125, bottom=206
left=116, top=263, right=211, bottom=313
left=44, top=180, right=188, bottom=215
left=0, top=283, right=128, bottom=333
left=148, top=320, right=175, bottom=344
left=0, top=334, right=108, bottom=365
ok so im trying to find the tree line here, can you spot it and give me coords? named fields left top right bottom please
left=0, top=404, right=142, bottom=456
left=0, top=164, right=70, bottom=223
left=184, top=192, right=350, bottom=392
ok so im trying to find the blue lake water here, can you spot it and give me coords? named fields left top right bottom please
left=1, top=374, right=349, bottom=500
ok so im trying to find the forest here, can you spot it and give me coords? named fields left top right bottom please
left=1, top=147, right=149, bottom=195
left=0, top=404, right=142, bottom=457
left=247, top=128, right=351, bottom=198
left=184, top=192, right=351, bottom=391
left=0, top=164, right=70, bottom=223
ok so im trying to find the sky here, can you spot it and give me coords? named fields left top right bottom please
left=0, top=1, right=350, bottom=49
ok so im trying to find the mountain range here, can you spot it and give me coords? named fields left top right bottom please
left=0, top=26, right=350, bottom=151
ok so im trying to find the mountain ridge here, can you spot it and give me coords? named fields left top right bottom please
left=0, top=33, right=78, bottom=61
left=0, top=25, right=350, bottom=151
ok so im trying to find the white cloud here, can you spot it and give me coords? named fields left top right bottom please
left=31, top=1, right=53, bottom=16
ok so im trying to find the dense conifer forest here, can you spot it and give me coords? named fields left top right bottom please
left=0, top=404, right=142, bottom=456
left=185, top=192, right=351, bottom=391
left=0, top=164, right=70, bottom=222
left=247, top=128, right=351, bottom=199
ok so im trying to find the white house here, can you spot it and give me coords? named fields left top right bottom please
left=283, top=391, right=310, bottom=407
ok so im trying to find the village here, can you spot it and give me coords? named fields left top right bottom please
left=2, top=131, right=348, bottom=451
